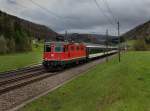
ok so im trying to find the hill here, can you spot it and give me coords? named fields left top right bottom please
left=0, top=10, right=57, bottom=54
left=0, top=10, right=57, bottom=40
left=55, top=33, right=118, bottom=45
left=122, top=20, right=150, bottom=40
left=122, top=20, right=150, bottom=51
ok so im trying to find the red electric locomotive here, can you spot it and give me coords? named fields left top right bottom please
left=43, top=42, right=87, bottom=69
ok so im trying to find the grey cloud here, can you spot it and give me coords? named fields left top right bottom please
left=7, top=0, right=17, bottom=4
left=0, top=0, right=150, bottom=35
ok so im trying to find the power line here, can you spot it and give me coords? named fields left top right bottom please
left=101, top=0, right=117, bottom=22
left=9, top=0, right=57, bottom=29
left=93, top=0, right=115, bottom=26
left=28, top=0, right=70, bottom=30
left=14, top=0, right=84, bottom=33
left=117, top=21, right=121, bottom=62
left=29, top=0, right=63, bottom=19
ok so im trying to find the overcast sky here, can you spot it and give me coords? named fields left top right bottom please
left=0, top=0, right=150, bottom=35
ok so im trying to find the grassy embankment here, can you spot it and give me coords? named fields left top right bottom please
left=21, top=51, right=150, bottom=111
left=127, top=40, right=136, bottom=47
left=0, top=43, right=43, bottom=72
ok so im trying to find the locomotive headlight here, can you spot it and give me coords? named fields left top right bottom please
left=50, top=54, right=53, bottom=58
left=50, top=54, right=54, bottom=59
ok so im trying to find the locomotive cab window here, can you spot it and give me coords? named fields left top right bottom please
left=44, top=45, right=51, bottom=52
left=64, top=46, right=68, bottom=52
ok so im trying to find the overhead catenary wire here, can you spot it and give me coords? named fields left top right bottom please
left=100, top=0, right=121, bottom=61
left=93, top=0, right=121, bottom=62
left=93, top=0, right=115, bottom=26
left=6, top=0, right=63, bottom=27
left=29, top=0, right=63, bottom=19
left=8, top=0, right=85, bottom=40
left=8, top=0, right=58, bottom=31
left=101, top=0, right=118, bottom=22
left=28, top=0, right=70, bottom=30
left=29, top=0, right=88, bottom=37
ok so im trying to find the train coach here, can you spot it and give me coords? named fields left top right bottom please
left=43, top=41, right=117, bottom=70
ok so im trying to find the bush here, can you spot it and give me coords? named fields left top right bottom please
left=7, top=37, right=16, bottom=53
left=145, top=36, right=150, bottom=44
left=15, top=30, right=32, bottom=52
left=0, top=35, right=8, bottom=54
left=133, top=39, right=148, bottom=51
left=22, top=31, right=32, bottom=51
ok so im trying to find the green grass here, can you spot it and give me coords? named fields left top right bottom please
left=127, top=40, right=136, bottom=46
left=21, top=52, right=150, bottom=111
left=0, top=43, right=43, bottom=72
left=126, top=40, right=136, bottom=50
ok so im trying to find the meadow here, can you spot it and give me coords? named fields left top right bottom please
left=0, top=43, right=43, bottom=72
left=21, top=51, right=150, bottom=111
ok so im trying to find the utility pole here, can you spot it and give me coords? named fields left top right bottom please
left=106, top=29, right=109, bottom=62
left=124, top=36, right=127, bottom=52
left=118, top=21, right=121, bottom=62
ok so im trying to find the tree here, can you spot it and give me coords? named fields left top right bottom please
left=133, top=39, right=148, bottom=51
left=21, top=31, right=32, bottom=51
left=7, top=37, right=16, bottom=53
left=0, top=35, right=8, bottom=54
left=145, top=36, right=150, bottom=44
left=15, top=30, right=32, bottom=52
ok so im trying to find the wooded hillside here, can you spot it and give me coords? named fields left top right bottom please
left=0, top=11, right=57, bottom=54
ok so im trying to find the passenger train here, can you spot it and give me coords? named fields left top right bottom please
left=43, top=41, right=118, bottom=70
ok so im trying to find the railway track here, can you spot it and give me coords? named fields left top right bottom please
left=0, top=65, right=57, bottom=95
left=0, top=65, right=44, bottom=79
left=0, top=53, right=117, bottom=96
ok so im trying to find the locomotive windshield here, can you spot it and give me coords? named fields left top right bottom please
left=55, top=42, right=63, bottom=52
left=44, top=42, right=64, bottom=52
left=55, top=46, right=63, bottom=52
